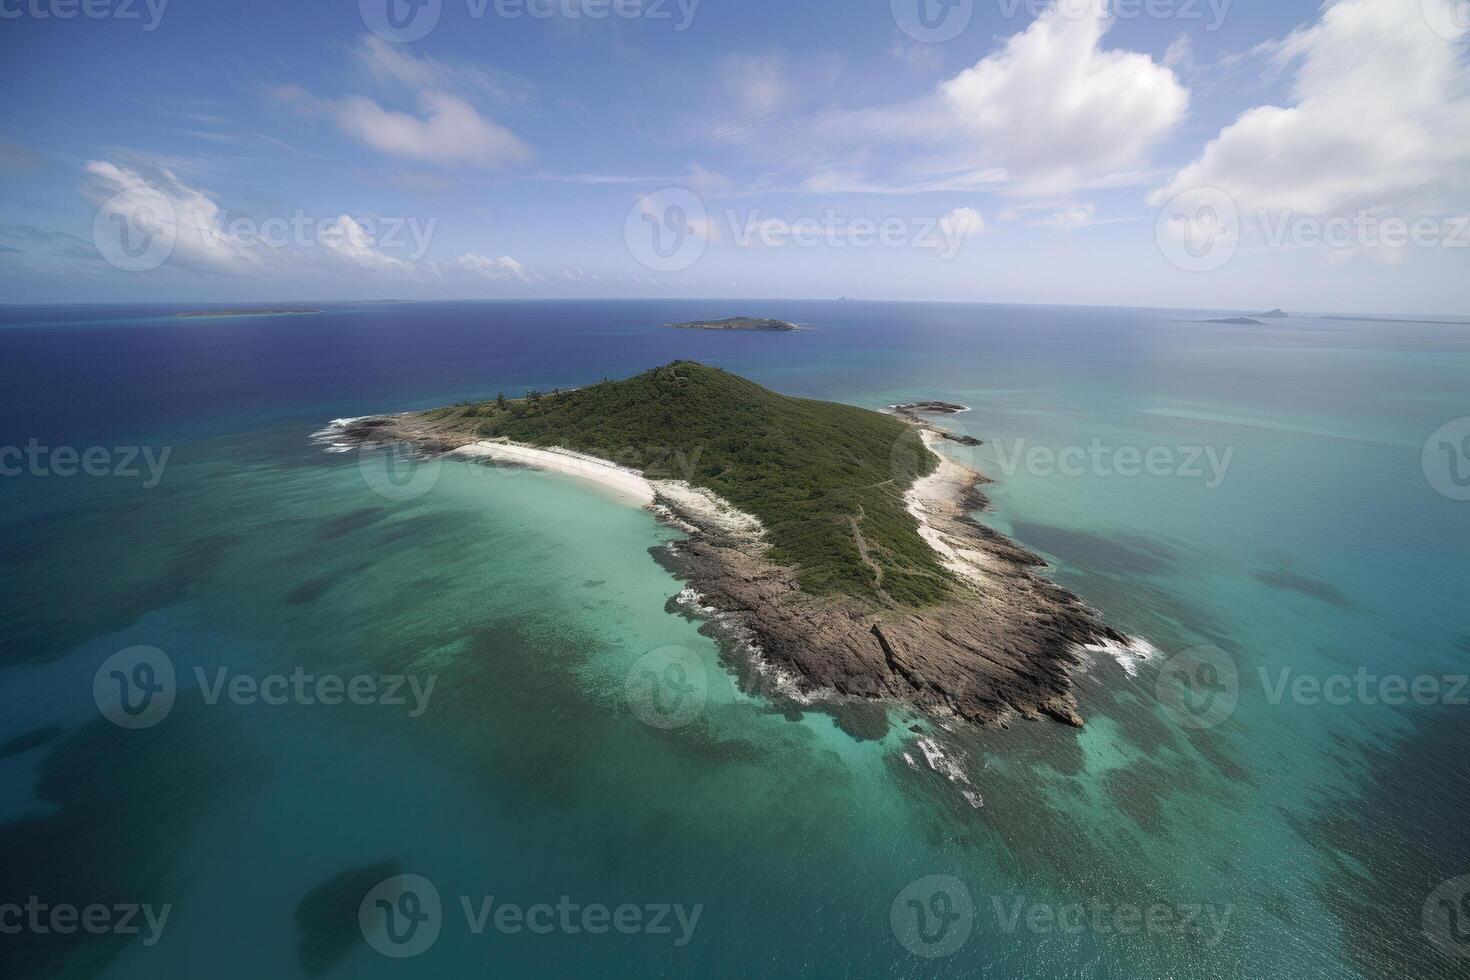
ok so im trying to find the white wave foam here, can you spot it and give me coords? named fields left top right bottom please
left=1079, top=635, right=1158, bottom=678
left=309, top=417, right=366, bottom=454
left=675, top=587, right=718, bottom=614
left=915, top=736, right=983, bottom=808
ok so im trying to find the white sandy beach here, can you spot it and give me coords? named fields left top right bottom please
left=452, top=441, right=657, bottom=506
left=652, top=480, right=766, bottom=544
left=451, top=440, right=770, bottom=547
left=903, top=431, right=1158, bottom=675
left=904, top=429, right=1000, bottom=585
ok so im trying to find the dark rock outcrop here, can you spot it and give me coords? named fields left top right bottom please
left=892, top=401, right=970, bottom=417
left=653, top=472, right=1124, bottom=728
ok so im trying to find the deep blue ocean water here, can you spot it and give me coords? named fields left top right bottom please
left=2, top=300, right=1468, bottom=978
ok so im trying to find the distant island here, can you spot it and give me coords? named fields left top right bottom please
left=1204, top=310, right=1289, bottom=325
left=327, top=362, right=1133, bottom=733
left=668, top=317, right=797, bottom=332
left=1321, top=314, right=1460, bottom=325
left=171, top=308, right=322, bottom=318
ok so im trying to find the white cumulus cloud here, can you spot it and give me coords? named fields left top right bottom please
left=319, top=215, right=411, bottom=270
left=334, top=90, right=532, bottom=168
left=940, top=3, right=1188, bottom=195
left=939, top=207, right=985, bottom=240
left=1152, top=0, right=1470, bottom=218
left=457, top=253, right=539, bottom=282
left=84, top=160, right=262, bottom=273
left=82, top=161, right=446, bottom=279
left=1031, top=204, right=1097, bottom=230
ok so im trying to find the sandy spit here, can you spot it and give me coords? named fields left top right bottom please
left=453, top=441, right=657, bottom=506
left=453, top=440, right=768, bottom=546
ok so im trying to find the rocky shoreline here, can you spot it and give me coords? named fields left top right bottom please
left=649, top=427, right=1129, bottom=729
left=327, top=410, right=1132, bottom=729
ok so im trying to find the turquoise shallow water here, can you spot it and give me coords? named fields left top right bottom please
left=1, top=300, right=1468, bottom=978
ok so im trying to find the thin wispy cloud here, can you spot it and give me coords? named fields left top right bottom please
left=272, top=36, right=534, bottom=170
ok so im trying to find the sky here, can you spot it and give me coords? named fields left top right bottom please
left=0, top=0, right=1467, bottom=314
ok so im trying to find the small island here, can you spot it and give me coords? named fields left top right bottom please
left=326, top=362, right=1133, bottom=731
left=171, top=307, right=322, bottom=318
left=1256, top=309, right=1290, bottom=318
left=892, top=403, right=982, bottom=443
left=668, top=316, right=797, bottom=332
left=892, top=401, right=971, bottom=416
left=1206, top=316, right=1266, bottom=325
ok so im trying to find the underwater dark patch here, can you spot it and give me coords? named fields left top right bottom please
left=828, top=701, right=891, bottom=741
left=1297, top=705, right=1470, bottom=978
left=0, top=711, right=258, bottom=980
left=1180, top=727, right=1252, bottom=787
left=0, top=725, right=63, bottom=759
left=294, top=860, right=401, bottom=976
left=1254, top=569, right=1355, bottom=611
left=315, top=507, right=389, bottom=541
left=1010, top=520, right=1178, bottom=576
left=0, top=533, right=239, bottom=667
left=284, top=562, right=372, bottom=606
left=371, top=511, right=466, bottom=548
left=1100, top=762, right=1172, bottom=836
left=285, top=577, right=333, bottom=606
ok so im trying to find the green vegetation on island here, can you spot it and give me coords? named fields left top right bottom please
left=667, top=317, right=797, bottom=331
left=421, top=361, right=950, bottom=605
left=348, top=359, right=1122, bottom=728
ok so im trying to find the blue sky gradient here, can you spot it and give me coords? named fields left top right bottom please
left=1, top=0, right=1467, bottom=313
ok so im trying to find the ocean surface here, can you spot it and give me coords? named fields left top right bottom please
left=2, top=300, right=1467, bottom=978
